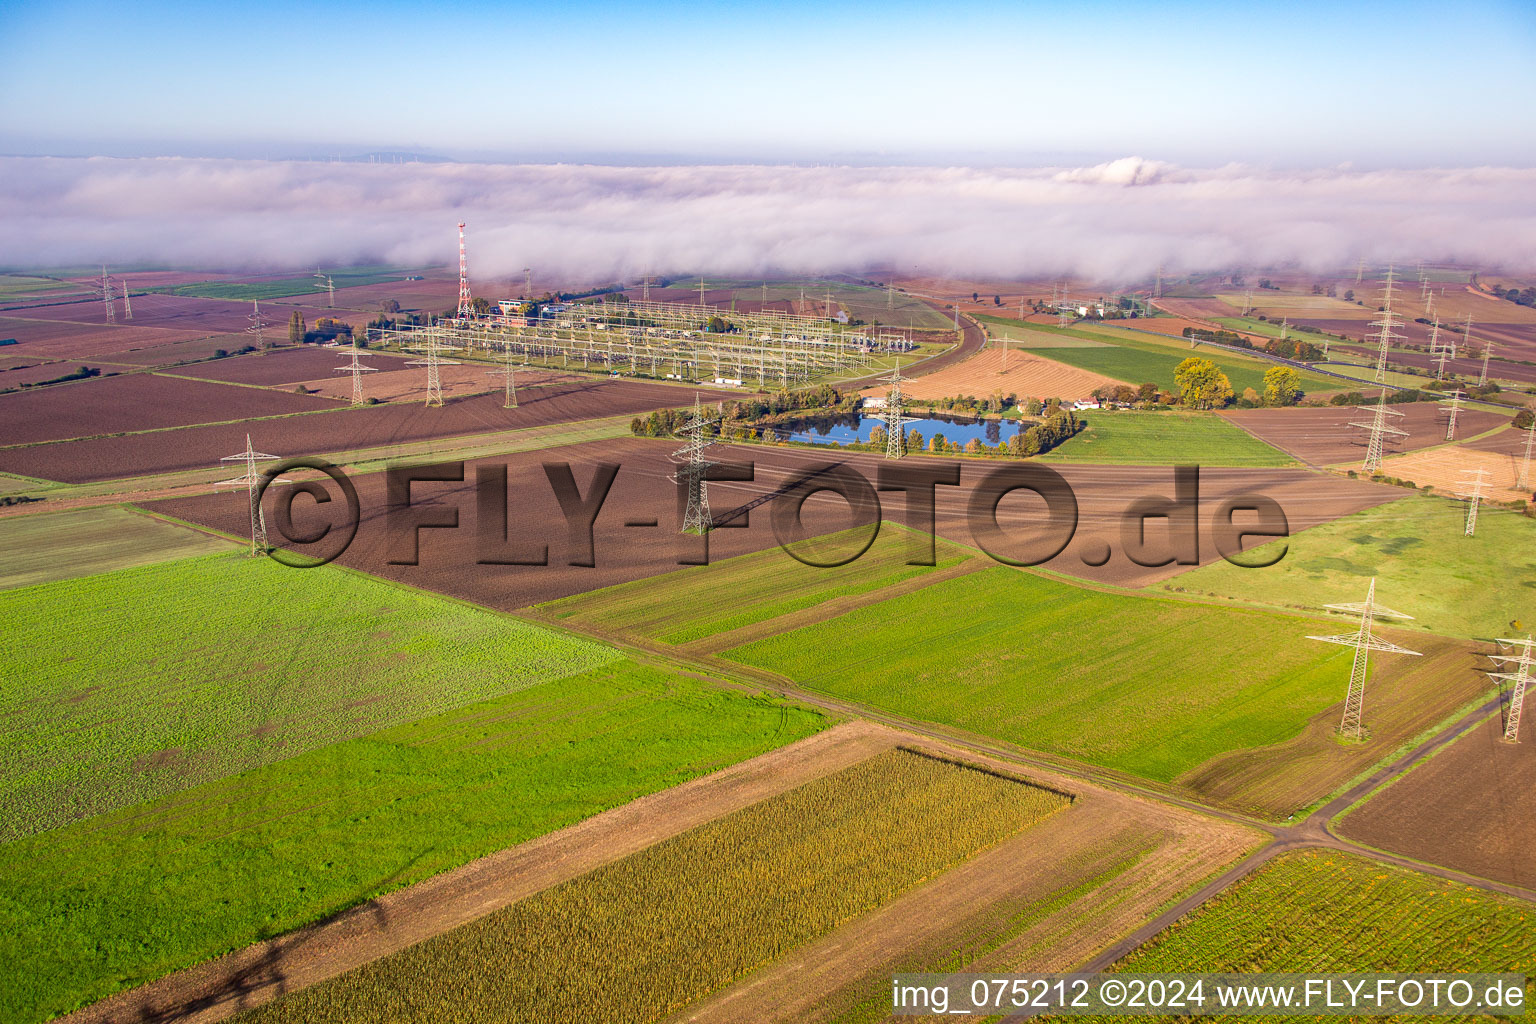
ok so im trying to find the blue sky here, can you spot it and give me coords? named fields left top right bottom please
left=2, top=0, right=1534, bottom=166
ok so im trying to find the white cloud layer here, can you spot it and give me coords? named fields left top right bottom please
left=3, top=157, right=1534, bottom=284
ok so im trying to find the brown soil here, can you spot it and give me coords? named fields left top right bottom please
left=0, top=372, right=342, bottom=446
left=862, top=347, right=1119, bottom=403
left=174, top=347, right=412, bottom=386
left=0, top=381, right=723, bottom=483
left=1175, top=633, right=1488, bottom=820
left=145, top=438, right=1403, bottom=609
left=291, top=365, right=581, bottom=404
left=1377, top=444, right=1533, bottom=502
left=1221, top=403, right=1509, bottom=467
left=1338, top=712, right=1536, bottom=889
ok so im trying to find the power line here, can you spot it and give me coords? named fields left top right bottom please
left=1488, top=636, right=1535, bottom=743
left=1307, top=577, right=1422, bottom=739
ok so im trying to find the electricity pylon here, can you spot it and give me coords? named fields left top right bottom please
left=1489, top=635, right=1535, bottom=743
left=1308, top=578, right=1422, bottom=739
left=406, top=326, right=459, bottom=407
left=487, top=345, right=519, bottom=408
left=1368, top=267, right=1403, bottom=383
left=1429, top=320, right=1449, bottom=379
left=120, top=278, right=133, bottom=320
left=1479, top=338, right=1494, bottom=387
left=1440, top=389, right=1464, bottom=441
left=247, top=300, right=267, bottom=347
left=671, top=393, right=720, bottom=533
left=1518, top=421, right=1536, bottom=492
left=101, top=266, right=115, bottom=323
left=217, top=435, right=286, bottom=556
left=878, top=359, right=918, bottom=459
left=1458, top=467, right=1490, bottom=536
left=1356, top=258, right=1366, bottom=284
left=334, top=345, right=378, bottom=406
left=314, top=270, right=334, bottom=307
left=1350, top=393, right=1407, bottom=473
left=1456, top=315, right=1472, bottom=360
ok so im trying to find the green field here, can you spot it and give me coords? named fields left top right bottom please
left=1038, top=411, right=1295, bottom=466
left=1102, top=851, right=1536, bottom=993
left=0, top=275, right=84, bottom=301
left=1164, top=494, right=1536, bottom=640
left=723, top=567, right=1371, bottom=782
left=163, top=266, right=418, bottom=302
left=0, top=506, right=232, bottom=589
left=541, top=526, right=974, bottom=643
left=0, top=552, right=623, bottom=840
left=0, top=660, right=824, bottom=1024
left=701, top=278, right=954, bottom=330
left=974, top=315, right=1334, bottom=396
left=235, top=749, right=1065, bottom=1024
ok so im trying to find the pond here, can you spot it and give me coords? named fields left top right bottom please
left=776, top=413, right=1023, bottom=447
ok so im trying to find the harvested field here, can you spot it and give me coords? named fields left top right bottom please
left=0, top=380, right=720, bottom=483
left=0, top=552, right=621, bottom=841
left=1105, top=850, right=1536, bottom=980
left=1221, top=402, right=1509, bottom=466
left=12, top=662, right=823, bottom=1024
left=0, top=361, right=122, bottom=388
left=145, top=440, right=1402, bottom=609
left=0, top=315, right=209, bottom=359
left=13, top=293, right=357, bottom=334
left=173, top=345, right=411, bottom=386
left=1463, top=422, right=1536, bottom=457
left=232, top=748, right=1067, bottom=1024
left=291, top=365, right=581, bottom=404
left=1378, top=443, right=1532, bottom=502
left=866, top=347, right=1119, bottom=402
left=722, top=565, right=1483, bottom=814
left=0, top=372, right=340, bottom=446
left=93, top=334, right=265, bottom=367
left=1164, top=494, right=1536, bottom=642
left=0, top=506, right=230, bottom=589
left=1338, top=714, right=1536, bottom=889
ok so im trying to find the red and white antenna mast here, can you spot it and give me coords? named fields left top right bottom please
left=456, top=221, right=473, bottom=319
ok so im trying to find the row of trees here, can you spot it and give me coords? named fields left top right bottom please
left=1491, top=284, right=1536, bottom=308
left=286, top=311, right=353, bottom=345
left=1172, top=357, right=1303, bottom=410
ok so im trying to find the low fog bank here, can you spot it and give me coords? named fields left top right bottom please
left=3, top=156, right=1533, bottom=284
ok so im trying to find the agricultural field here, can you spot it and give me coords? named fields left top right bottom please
left=721, top=565, right=1485, bottom=816
left=1221, top=402, right=1509, bottom=466
left=1100, top=850, right=1536, bottom=983
left=1038, top=410, right=1295, bottom=466
left=232, top=748, right=1067, bottom=1024
left=158, top=266, right=418, bottom=302
left=861, top=347, right=1119, bottom=402
left=173, top=344, right=412, bottom=385
left=1377, top=443, right=1534, bottom=503
left=1, top=660, right=824, bottom=1024
left=1163, top=493, right=1536, bottom=641
left=0, top=380, right=723, bottom=483
left=1338, top=715, right=1536, bottom=889
left=971, top=315, right=1333, bottom=396
left=0, top=371, right=341, bottom=446
left=539, top=525, right=977, bottom=645
left=0, top=506, right=230, bottom=589
left=0, top=551, right=624, bottom=840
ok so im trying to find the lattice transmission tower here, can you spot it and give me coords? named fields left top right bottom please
left=671, top=393, right=720, bottom=533
left=314, top=270, right=334, bottom=307
left=456, top=221, right=473, bottom=319
left=217, top=435, right=286, bottom=556
left=1351, top=393, right=1407, bottom=474
left=1455, top=315, right=1472, bottom=360
left=334, top=345, right=378, bottom=406
left=1440, top=389, right=1464, bottom=441
left=1368, top=267, right=1402, bottom=384
left=1429, top=320, right=1449, bottom=379
left=406, top=326, right=459, bottom=407
left=1458, top=467, right=1490, bottom=536
left=1307, top=578, right=1422, bottom=739
left=246, top=300, right=268, bottom=348
left=1479, top=337, right=1494, bottom=387
left=1489, top=635, right=1535, bottom=743
left=101, top=266, right=115, bottom=323
left=878, top=359, right=917, bottom=459
left=1519, top=421, right=1536, bottom=492
left=120, top=278, right=133, bottom=320
left=487, top=345, right=520, bottom=409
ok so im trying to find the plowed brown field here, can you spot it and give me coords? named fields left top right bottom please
left=864, top=348, right=1118, bottom=402
left=1222, top=403, right=1509, bottom=466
